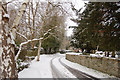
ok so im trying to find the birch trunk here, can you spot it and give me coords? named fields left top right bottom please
left=31, top=2, right=39, bottom=49
left=37, top=40, right=42, bottom=61
left=1, top=24, right=18, bottom=78
left=28, top=2, right=31, bottom=39
left=0, top=0, right=29, bottom=78
left=0, top=0, right=2, bottom=78
left=32, top=14, right=35, bottom=49
left=0, top=1, right=18, bottom=79
left=11, top=0, right=29, bottom=39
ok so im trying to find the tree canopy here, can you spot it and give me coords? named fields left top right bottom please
left=71, top=2, right=120, bottom=52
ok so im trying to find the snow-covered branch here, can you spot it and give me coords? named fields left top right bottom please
left=43, top=26, right=57, bottom=36
left=15, top=26, right=58, bottom=60
left=16, top=32, right=28, bottom=41
left=2, top=0, right=17, bottom=5
left=43, top=35, right=51, bottom=41
left=15, top=38, right=43, bottom=60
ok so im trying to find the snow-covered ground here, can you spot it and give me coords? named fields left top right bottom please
left=66, top=52, right=82, bottom=55
left=90, top=53, right=118, bottom=58
left=90, top=51, right=119, bottom=58
left=18, top=53, right=118, bottom=79
left=18, top=54, right=54, bottom=78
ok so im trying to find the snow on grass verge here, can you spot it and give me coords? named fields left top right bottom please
left=18, top=55, right=54, bottom=78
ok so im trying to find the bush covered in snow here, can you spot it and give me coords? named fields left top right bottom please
left=17, top=59, right=30, bottom=72
left=17, top=56, right=35, bottom=72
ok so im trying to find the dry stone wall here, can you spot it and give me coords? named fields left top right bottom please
left=66, top=54, right=120, bottom=77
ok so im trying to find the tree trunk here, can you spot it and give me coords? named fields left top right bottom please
left=32, top=15, right=35, bottom=49
left=0, top=0, right=18, bottom=78
left=11, top=0, right=29, bottom=39
left=106, top=51, right=110, bottom=57
left=44, top=48, right=47, bottom=54
left=37, top=40, right=42, bottom=61
left=111, top=51, right=115, bottom=58
left=49, top=48, right=52, bottom=54
left=31, top=2, right=39, bottom=49
left=0, top=10, right=18, bottom=79
left=96, top=45, right=99, bottom=51
left=0, top=0, right=29, bottom=78
left=105, top=51, right=107, bottom=57
left=0, top=0, right=2, bottom=78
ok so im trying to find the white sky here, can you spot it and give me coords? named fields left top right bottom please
left=65, top=0, right=87, bottom=37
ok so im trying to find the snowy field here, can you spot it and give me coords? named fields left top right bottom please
left=18, top=53, right=118, bottom=79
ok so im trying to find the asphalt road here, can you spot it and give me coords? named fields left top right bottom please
left=50, top=56, right=99, bottom=80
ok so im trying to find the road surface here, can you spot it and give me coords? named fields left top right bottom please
left=50, top=55, right=99, bottom=80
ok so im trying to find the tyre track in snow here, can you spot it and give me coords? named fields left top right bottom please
left=50, top=57, right=76, bottom=80
left=51, top=56, right=99, bottom=80
left=59, top=57, right=100, bottom=80
left=50, top=57, right=64, bottom=78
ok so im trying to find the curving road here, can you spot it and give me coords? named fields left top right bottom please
left=59, top=57, right=99, bottom=80
left=50, top=56, right=99, bottom=80
left=51, top=57, right=63, bottom=78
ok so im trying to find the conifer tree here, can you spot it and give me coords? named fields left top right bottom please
left=71, top=2, right=120, bottom=55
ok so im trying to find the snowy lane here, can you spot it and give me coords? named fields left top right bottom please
left=19, top=54, right=78, bottom=78
left=51, top=57, right=63, bottom=78
left=59, top=57, right=99, bottom=80
left=51, top=57, right=76, bottom=78
left=18, top=53, right=117, bottom=79
left=51, top=56, right=99, bottom=79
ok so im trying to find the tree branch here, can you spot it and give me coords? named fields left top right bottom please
left=16, top=32, right=28, bottom=41
left=15, top=38, right=43, bottom=60
left=15, top=26, right=58, bottom=60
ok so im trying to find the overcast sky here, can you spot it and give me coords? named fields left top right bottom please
left=65, top=0, right=87, bottom=37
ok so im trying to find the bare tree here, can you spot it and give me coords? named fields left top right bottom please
left=31, top=1, right=39, bottom=49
